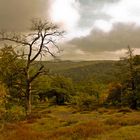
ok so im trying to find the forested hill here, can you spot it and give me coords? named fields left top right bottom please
left=44, top=60, right=119, bottom=84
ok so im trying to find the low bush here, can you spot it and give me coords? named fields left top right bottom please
left=71, top=94, right=99, bottom=111
left=3, top=106, right=25, bottom=122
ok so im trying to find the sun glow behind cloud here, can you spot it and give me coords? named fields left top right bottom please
left=49, top=0, right=92, bottom=39
left=50, top=0, right=80, bottom=31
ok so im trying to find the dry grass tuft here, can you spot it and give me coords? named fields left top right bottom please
left=47, top=120, right=105, bottom=139
left=105, top=112, right=140, bottom=126
left=1, top=123, right=47, bottom=140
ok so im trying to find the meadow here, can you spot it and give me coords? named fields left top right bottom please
left=1, top=104, right=140, bottom=140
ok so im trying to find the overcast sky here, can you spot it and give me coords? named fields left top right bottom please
left=0, top=0, right=140, bottom=60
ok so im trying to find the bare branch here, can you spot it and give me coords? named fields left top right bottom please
left=29, top=65, right=44, bottom=82
left=0, top=32, right=30, bottom=46
left=30, top=39, right=51, bottom=63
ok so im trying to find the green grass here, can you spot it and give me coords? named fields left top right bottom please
left=1, top=104, right=140, bottom=140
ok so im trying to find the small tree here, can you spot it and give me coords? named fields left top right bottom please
left=50, top=75, right=74, bottom=105
left=0, top=46, right=25, bottom=105
left=119, top=46, right=139, bottom=109
left=125, top=46, right=137, bottom=109
left=38, top=75, right=74, bottom=105
left=0, top=19, right=63, bottom=115
left=106, top=83, right=122, bottom=106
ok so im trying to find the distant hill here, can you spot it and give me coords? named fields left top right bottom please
left=43, top=60, right=119, bottom=84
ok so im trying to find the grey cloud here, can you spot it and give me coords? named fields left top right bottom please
left=69, top=23, right=140, bottom=53
left=59, top=44, right=125, bottom=60
left=0, top=0, right=50, bottom=30
left=78, top=0, right=119, bottom=28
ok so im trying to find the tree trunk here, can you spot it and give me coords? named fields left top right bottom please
left=26, top=82, right=32, bottom=115
left=130, top=91, right=137, bottom=110
left=25, top=69, right=32, bottom=116
left=130, top=98, right=137, bottom=110
left=127, top=46, right=138, bottom=110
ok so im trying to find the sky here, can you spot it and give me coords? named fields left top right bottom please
left=0, top=0, right=140, bottom=60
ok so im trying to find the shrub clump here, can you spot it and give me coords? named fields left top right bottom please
left=71, top=94, right=99, bottom=111
left=3, top=106, right=25, bottom=122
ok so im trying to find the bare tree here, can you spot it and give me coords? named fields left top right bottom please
left=0, top=19, right=64, bottom=115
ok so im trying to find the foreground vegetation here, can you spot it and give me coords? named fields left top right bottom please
left=0, top=105, right=140, bottom=140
